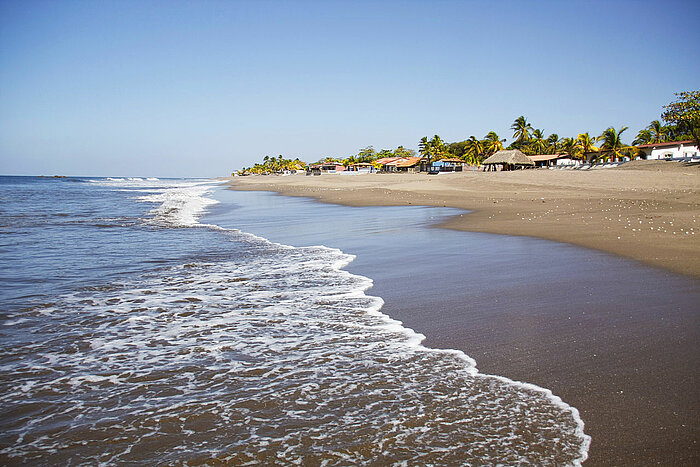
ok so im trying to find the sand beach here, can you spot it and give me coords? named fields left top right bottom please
left=227, top=161, right=700, bottom=465
left=229, top=161, right=700, bottom=279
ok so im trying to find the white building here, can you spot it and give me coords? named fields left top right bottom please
left=636, top=140, right=699, bottom=160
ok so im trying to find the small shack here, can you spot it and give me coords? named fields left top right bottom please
left=527, top=154, right=569, bottom=168
left=432, top=158, right=466, bottom=172
left=482, top=149, right=535, bottom=171
left=347, top=162, right=376, bottom=173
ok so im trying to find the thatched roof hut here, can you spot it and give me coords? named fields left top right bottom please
left=482, top=149, right=535, bottom=167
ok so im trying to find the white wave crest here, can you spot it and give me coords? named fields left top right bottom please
left=138, top=182, right=221, bottom=227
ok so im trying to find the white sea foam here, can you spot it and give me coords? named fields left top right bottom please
left=88, top=177, right=222, bottom=226
left=137, top=183, right=220, bottom=227
left=142, top=177, right=590, bottom=464
left=0, top=180, right=590, bottom=465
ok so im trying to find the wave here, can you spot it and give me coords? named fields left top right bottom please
left=137, top=182, right=221, bottom=227
left=0, top=180, right=590, bottom=464
left=135, top=178, right=591, bottom=463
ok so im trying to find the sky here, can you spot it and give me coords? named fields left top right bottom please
left=1, top=0, right=699, bottom=177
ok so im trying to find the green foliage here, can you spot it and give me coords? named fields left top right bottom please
left=238, top=100, right=700, bottom=174
left=483, top=131, right=506, bottom=156
left=528, top=129, right=547, bottom=155
left=342, top=145, right=416, bottom=166
left=576, top=133, right=598, bottom=160
left=661, top=91, right=700, bottom=146
left=463, top=136, right=483, bottom=164
left=358, top=146, right=377, bottom=161
left=559, top=137, right=581, bottom=160
left=448, top=132, right=504, bottom=164
left=633, top=129, right=653, bottom=146
left=238, top=154, right=305, bottom=175
left=393, top=146, right=416, bottom=158
left=418, top=135, right=448, bottom=163
left=596, top=126, right=638, bottom=162
left=546, top=134, right=560, bottom=154
left=510, top=116, right=533, bottom=148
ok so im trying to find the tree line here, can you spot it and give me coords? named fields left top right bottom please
left=241, top=155, right=306, bottom=175
left=237, top=91, right=699, bottom=174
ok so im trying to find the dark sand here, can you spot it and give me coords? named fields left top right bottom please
left=223, top=170, right=700, bottom=466
left=365, top=251, right=700, bottom=466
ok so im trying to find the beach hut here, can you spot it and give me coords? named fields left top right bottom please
left=527, top=154, right=571, bottom=168
left=306, top=164, right=322, bottom=175
left=347, top=162, right=376, bottom=173
left=432, top=158, right=467, bottom=172
left=482, top=149, right=535, bottom=171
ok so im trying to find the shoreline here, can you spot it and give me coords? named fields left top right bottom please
left=225, top=161, right=700, bottom=279
left=220, top=173, right=700, bottom=464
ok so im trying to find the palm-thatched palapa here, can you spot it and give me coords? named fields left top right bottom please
left=482, top=149, right=535, bottom=170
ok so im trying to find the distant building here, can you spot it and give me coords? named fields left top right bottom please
left=636, top=140, right=699, bottom=161
left=482, top=150, right=535, bottom=171
left=394, top=157, right=424, bottom=173
left=375, top=156, right=425, bottom=173
left=347, top=162, right=376, bottom=173
left=526, top=154, right=572, bottom=168
left=432, top=158, right=467, bottom=172
left=306, top=162, right=345, bottom=175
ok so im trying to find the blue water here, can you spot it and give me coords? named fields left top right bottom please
left=0, top=176, right=221, bottom=307
left=0, top=175, right=590, bottom=465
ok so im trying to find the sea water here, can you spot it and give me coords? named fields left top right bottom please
left=0, top=176, right=589, bottom=465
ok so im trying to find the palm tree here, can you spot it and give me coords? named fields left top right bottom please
left=559, top=137, right=581, bottom=160
left=530, top=129, right=547, bottom=155
left=419, top=135, right=445, bottom=170
left=464, top=136, right=483, bottom=164
left=511, top=116, right=533, bottom=147
left=430, top=134, right=447, bottom=161
left=633, top=129, right=653, bottom=146
left=576, top=132, right=598, bottom=161
left=546, top=133, right=560, bottom=154
left=597, top=126, right=634, bottom=162
left=418, top=137, right=430, bottom=158
left=483, top=131, right=506, bottom=156
left=647, top=120, right=668, bottom=144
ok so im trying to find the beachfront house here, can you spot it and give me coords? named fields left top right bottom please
left=636, top=140, right=699, bottom=161
left=306, top=162, right=345, bottom=175
left=527, top=154, right=573, bottom=168
left=347, top=162, right=377, bottom=173
left=482, top=149, right=535, bottom=171
left=432, top=158, right=467, bottom=172
left=374, top=157, right=401, bottom=172
left=375, top=156, right=424, bottom=173
left=394, top=157, right=424, bottom=173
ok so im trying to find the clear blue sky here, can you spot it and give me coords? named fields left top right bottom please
left=1, top=0, right=699, bottom=177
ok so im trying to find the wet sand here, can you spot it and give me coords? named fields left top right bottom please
left=226, top=162, right=700, bottom=465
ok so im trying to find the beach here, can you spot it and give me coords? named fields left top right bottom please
left=229, top=161, right=700, bottom=279
left=227, top=161, right=700, bottom=465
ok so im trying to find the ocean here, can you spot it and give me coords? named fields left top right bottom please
left=0, top=176, right=590, bottom=465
